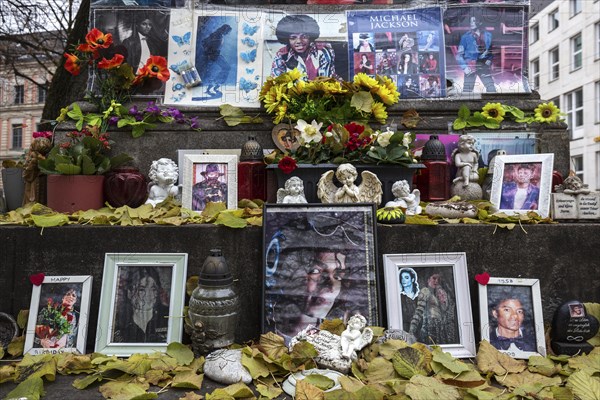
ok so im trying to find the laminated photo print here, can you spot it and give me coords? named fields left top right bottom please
left=346, top=7, right=446, bottom=98
left=164, top=7, right=265, bottom=107
left=263, top=11, right=349, bottom=81
left=443, top=5, right=528, bottom=95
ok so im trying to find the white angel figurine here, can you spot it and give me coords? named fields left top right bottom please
left=340, top=314, right=373, bottom=360
left=146, top=158, right=179, bottom=207
left=277, top=176, right=308, bottom=204
left=385, top=180, right=422, bottom=215
left=317, top=164, right=382, bottom=205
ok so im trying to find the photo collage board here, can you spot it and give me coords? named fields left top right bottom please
left=89, top=1, right=530, bottom=107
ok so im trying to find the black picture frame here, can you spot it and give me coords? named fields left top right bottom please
left=262, top=203, right=380, bottom=343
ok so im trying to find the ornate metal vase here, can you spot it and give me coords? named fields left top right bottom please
left=188, top=249, right=239, bottom=356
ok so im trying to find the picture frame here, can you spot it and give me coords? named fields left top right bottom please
left=95, top=253, right=188, bottom=356
left=490, top=153, right=554, bottom=218
left=24, top=275, right=93, bottom=355
left=176, top=149, right=241, bottom=184
left=478, top=277, right=546, bottom=359
left=182, top=154, right=238, bottom=212
left=383, top=252, right=475, bottom=358
left=262, top=203, right=380, bottom=343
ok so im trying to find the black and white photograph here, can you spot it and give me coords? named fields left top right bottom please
left=92, top=8, right=170, bottom=95
left=263, top=204, right=379, bottom=343
left=24, top=275, right=92, bottom=356
left=96, top=253, right=188, bottom=356
left=479, top=277, right=545, bottom=358
left=383, top=253, right=475, bottom=358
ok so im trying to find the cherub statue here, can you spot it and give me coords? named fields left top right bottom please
left=385, top=180, right=422, bottom=215
left=340, top=314, right=373, bottom=360
left=451, top=134, right=479, bottom=187
left=277, top=176, right=308, bottom=204
left=317, top=164, right=382, bottom=204
left=146, top=158, right=179, bottom=207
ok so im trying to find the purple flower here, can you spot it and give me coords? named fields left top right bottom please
left=129, top=105, right=139, bottom=116
left=145, top=101, right=161, bottom=115
left=190, top=117, right=200, bottom=130
left=108, top=116, right=120, bottom=126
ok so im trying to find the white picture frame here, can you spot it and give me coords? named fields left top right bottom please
left=490, top=153, right=554, bottom=218
left=95, top=253, right=188, bottom=356
left=478, top=277, right=546, bottom=359
left=176, top=149, right=241, bottom=185
left=24, top=275, right=93, bottom=355
left=182, top=154, right=238, bottom=212
left=383, top=253, right=475, bottom=358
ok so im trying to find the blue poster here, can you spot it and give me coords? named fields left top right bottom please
left=346, top=7, right=446, bottom=99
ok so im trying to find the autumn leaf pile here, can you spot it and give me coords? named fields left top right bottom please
left=1, top=324, right=599, bottom=400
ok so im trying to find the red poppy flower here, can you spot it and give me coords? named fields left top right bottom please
left=97, top=54, right=124, bottom=70
left=84, top=28, right=113, bottom=49
left=278, top=156, right=297, bottom=174
left=139, top=56, right=170, bottom=82
left=344, top=122, right=365, bottom=135
left=63, top=53, right=81, bottom=76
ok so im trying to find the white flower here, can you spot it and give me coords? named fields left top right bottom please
left=376, top=127, right=394, bottom=148
left=325, top=131, right=333, bottom=137
left=402, top=132, right=412, bottom=148
left=370, top=146, right=376, bottom=151
left=295, top=119, right=323, bottom=144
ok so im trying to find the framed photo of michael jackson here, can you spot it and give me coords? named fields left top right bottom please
left=262, top=203, right=379, bottom=344
left=479, top=277, right=546, bottom=359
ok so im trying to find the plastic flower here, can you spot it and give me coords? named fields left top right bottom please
left=63, top=53, right=82, bottom=76
left=97, top=54, right=124, bottom=70
left=481, top=102, right=505, bottom=122
left=376, top=128, right=394, bottom=148
left=371, top=102, right=388, bottom=124
left=134, top=56, right=170, bottom=84
left=534, top=101, right=560, bottom=123
left=295, top=119, right=323, bottom=144
left=278, top=156, right=297, bottom=174
left=84, top=28, right=113, bottom=50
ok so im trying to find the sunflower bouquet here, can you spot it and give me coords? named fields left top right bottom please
left=259, top=69, right=399, bottom=125
left=453, top=101, right=563, bottom=130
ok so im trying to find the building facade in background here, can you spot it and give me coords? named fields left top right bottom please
left=529, top=0, right=600, bottom=191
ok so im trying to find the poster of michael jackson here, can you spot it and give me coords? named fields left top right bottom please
left=443, top=6, right=528, bottom=94
left=346, top=7, right=446, bottom=99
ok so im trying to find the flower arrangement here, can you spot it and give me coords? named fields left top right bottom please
left=453, top=101, right=563, bottom=130
left=38, top=128, right=131, bottom=175
left=60, top=28, right=198, bottom=137
left=35, top=298, right=73, bottom=339
left=259, top=70, right=399, bottom=125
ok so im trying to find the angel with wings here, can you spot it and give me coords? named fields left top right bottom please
left=385, top=179, right=422, bottom=215
left=317, top=164, right=382, bottom=205
left=277, top=176, right=308, bottom=204
left=340, top=314, right=374, bottom=360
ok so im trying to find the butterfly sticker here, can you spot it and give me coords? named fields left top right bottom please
left=170, top=92, right=186, bottom=103
left=240, top=49, right=257, bottom=63
left=245, top=68, right=255, bottom=74
left=241, top=37, right=257, bottom=48
left=170, top=60, right=189, bottom=74
left=242, top=23, right=259, bottom=36
left=172, top=32, right=191, bottom=47
left=172, top=82, right=184, bottom=92
left=240, top=77, right=258, bottom=93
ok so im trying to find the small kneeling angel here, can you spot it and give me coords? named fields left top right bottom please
left=277, top=176, right=308, bottom=204
left=317, top=164, right=382, bottom=204
left=340, top=314, right=373, bottom=360
left=385, top=180, right=422, bottom=215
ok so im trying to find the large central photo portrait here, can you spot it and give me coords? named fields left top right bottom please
left=262, top=204, right=379, bottom=343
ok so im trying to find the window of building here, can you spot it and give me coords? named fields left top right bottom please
left=549, top=47, right=560, bottom=81
left=595, top=22, right=600, bottom=59
left=548, top=9, right=559, bottom=32
left=11, top=124, right=23, bottom=149
left=570, top=0, right=582, bottom=16
left=530, top=23, right=539, bottom=44
left=530, top=58, right=540, bottom=89
left=38, top=85, right=47, bottom=103
left=565, top=88, right=584, bottom=139
left=595, top=81, right=600, bottom=123
left=571, top=155, right=583, bottom=182
left=571, top=33, right=582, bottom=71
left=550, top=96, right=560, bottom=110
left=14, top=85, right=24, bottom=104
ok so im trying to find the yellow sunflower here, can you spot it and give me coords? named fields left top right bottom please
left=354, top=73, right=380, bottom=90
left=376, top=76, right=400, bottom=104
left=371, top=102, right=388, bottom=124
left=374, top=85, right=398, bottom=106
left=534, top=101, right=560, bottom=123
left=481, top=103, right=506, bottom=122
left=274, top=104, right=288, bottom=124
left=302, top=79, right=346, bottom=96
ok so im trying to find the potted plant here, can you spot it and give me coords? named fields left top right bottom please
left=260, top=70, right=423, bottom=203
left=38, top=128, right=132, bottom=213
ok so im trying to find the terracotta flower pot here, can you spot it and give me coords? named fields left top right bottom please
left=46, top=175, right=105, bottom=213
left=103, top=167, right=148, bottom=208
